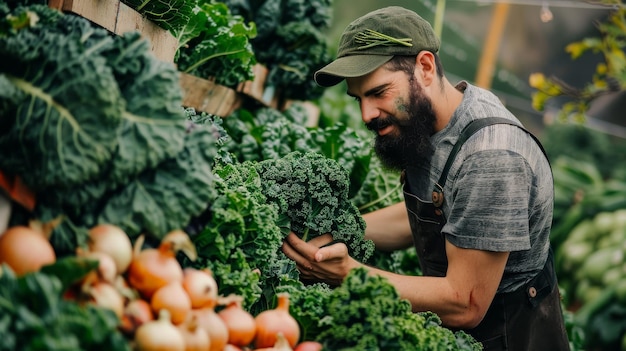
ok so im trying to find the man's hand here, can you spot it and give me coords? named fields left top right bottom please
left=281, top=232, right=360, bottom=286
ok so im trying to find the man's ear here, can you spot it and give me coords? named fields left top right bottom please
left=415, top=51, right=437, bottom=86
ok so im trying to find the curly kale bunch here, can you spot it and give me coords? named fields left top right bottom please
left=315, top=267, right=483, bottom=351
left=254, top=151, right=375, bottom=262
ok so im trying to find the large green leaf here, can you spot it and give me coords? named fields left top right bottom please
left=0, top=15, right=123, bottom=190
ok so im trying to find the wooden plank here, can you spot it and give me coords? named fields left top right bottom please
left=115, top=2, right=179, bottom=63
left=237, top=64, right=268, bottom=102
left=48, top=0, right=178, bottom=63
left=59, top=0, right=119, bottom=33
left=179, top=73, right=241, bottom=118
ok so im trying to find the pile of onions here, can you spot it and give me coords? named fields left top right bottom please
left=1, top=220, right=318, bottom=351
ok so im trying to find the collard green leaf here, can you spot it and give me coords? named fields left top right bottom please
left=0, top=14, right=123, bottom=190
left=175, top=1, right=257, bottom=86
left=121, top=0, right=195, bottom=33
left=98, top=125, right=218, bottom=239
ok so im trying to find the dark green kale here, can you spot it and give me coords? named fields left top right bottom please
left=221, top=0, right=333, bottom=101
left=1, top=7, right=219, bottom=252
left=120, top=0, right=195, bottom=33
left=253, top=151, right=375, bottom=262
left=314, top=267, right=483, bottom=351
left=186, top=159, right=292, bottom=311
left=175, top=1, right=257, bottom=87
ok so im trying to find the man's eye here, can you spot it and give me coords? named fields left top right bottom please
left=373, top=89, right=385, bottom=97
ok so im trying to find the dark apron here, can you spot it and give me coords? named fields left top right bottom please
left=402, top=118, right=570, bottom=350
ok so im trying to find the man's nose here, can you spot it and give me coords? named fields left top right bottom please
left=360, top=100, right=380, bottom=124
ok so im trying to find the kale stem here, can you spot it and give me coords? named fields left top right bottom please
left=301, top=227, right=310, bottom=242
left=357, top=183, right=402, bottom=212
left=183, top=49, right=246, bottom=74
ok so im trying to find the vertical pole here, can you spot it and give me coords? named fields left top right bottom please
left=433, top=0, right=447, bottom=39
left=475, top=2, right=511, bottom=89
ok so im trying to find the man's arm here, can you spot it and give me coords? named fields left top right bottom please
left=362, top=201, right=413, bottom=251
left=282, top=233, right=508, bottom=329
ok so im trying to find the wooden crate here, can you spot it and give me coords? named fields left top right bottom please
left=179, top=73, right=242, bottom=118
left=48, top=0, right=178, bottom=63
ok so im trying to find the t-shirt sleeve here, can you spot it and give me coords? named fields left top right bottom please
left=442, top=149, right=532, bottom=252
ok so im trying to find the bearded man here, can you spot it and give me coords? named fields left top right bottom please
left=281, top=6, right=570, bottom=351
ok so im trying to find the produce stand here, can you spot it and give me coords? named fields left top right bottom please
left=0, top=1, right=490, bottom=350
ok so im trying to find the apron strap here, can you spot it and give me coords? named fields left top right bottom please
left=432, top=117, right=548, bottom=207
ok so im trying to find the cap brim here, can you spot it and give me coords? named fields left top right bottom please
left=314, top=55, right=393, bottom=87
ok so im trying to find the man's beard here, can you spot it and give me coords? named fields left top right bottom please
left=366, top=80, right=436, bottom=171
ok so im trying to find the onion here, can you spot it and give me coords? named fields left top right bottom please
left=293, top=341, right=323, bottom=351
left=87, top=282, right=125, bottom=319
left=76, top=249, right=117, bottom=284
left=88, top=224, right=133, bottom=274
left=178, top=314, right=210, bottom=351
left=182, top=268, right=218, bottom=309
left=151, top=282, right=192, bottom=325
left=120, top=298, right=154, bottom=335
left=192, top=307, right=229, bottom=351
left=135, top=309, right=185, bottom=351
left=127, top=231, right=196, bottom=299
left=254, top=293, right=300, bottom=348
left=254, top=333, right=293, bottom=351
left=218, top=295, right=256, bottom=347
left=0, top=225, right=56, bottom=275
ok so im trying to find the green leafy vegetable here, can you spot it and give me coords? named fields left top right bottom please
left=0, top=259, right=130, bottom=351
left=175, top=1, right=257, bottom=87
left=120, top=0, right=195, bottom=33
left=253, top=151, right=375, bottom=261
left=1, top=6, right=219, bottom=246
left=223, top=0, right=333, bottom=100
left=313, top=267, right=482, bottom=351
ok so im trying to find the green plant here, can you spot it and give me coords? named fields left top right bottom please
left=529, top=0, right=626, bottom=122
left=175, top=0, right=257, bottom=87
left=0, top=6, right=220, bottom=248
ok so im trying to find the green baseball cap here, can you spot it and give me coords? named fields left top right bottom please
left=314, top=6, right=440, bottom=87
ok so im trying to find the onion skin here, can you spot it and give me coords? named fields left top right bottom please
left=120, top=298, right=154, bottom=336
left=182, top=268, right=218, bottom=309
left=0, top=226, right=56, bottom=275
left=177, top=315, right=210, bottom=351
left=192, top=308, right=229, bottom=351
left=254, top=293, right=300, bottom=348
left=88, top=224, right=133, bottom=274
left=135, top=309, right=185, bottom=351
left=127, top=235, right=185, bottom=299
left=151, top=282, right=192, bottom=325
left=88, top=282, right=125, bottom=319
left=293, top=341, right=323, bottom=351
left=218, top=296, right=257, bottom=347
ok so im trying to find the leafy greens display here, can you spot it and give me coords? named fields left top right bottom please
left=222, top=0, right=333, bottom=101
left=0, top=6, right=220, bottom=249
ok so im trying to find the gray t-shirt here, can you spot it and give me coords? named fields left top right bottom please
left=408, top=81, right=553, bottom=293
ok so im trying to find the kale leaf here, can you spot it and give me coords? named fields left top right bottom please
left=121, top=0, right=195, bottom=33
left=222, top=0, right=333, bottom=101
left=175, top=1, right=257, bottom=87
left=314, top=267, right=483, bottom=351
left=253, top=151, right=375, bottom=262
left=0, top=259, right=130, bottom=351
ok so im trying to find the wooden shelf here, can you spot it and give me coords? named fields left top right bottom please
left=179, top=73, right=242, bottom=118
left=48, top=0, right=178, bottom=63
